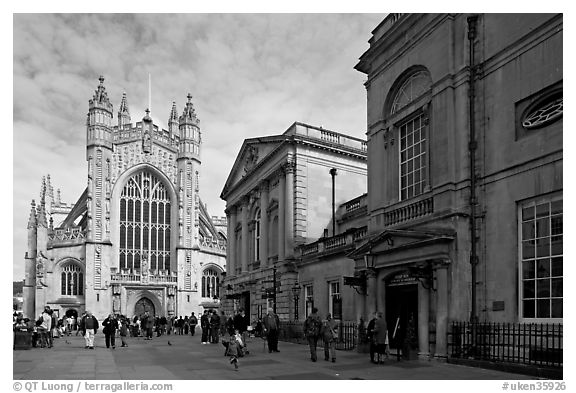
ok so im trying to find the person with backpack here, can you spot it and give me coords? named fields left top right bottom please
left=321, top=313, right=339, bottom=363
left=303, top=307, right=322, bottom=362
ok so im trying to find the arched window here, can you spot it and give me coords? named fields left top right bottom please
left=254, top=209, right=261, bottom=262
left=202, top=268, right=220, bottom=298
left=387, top=69, right=432, bottom=201
left=119, top=171, right=171, bottom=274
left=391, top=71, right=431, bottom=114
left=61, top=263, right=84, bottom=296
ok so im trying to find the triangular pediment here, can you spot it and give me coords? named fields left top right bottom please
left=348, top=228, right=455, bottom=259
left=221, top=136, right=286, bottom=198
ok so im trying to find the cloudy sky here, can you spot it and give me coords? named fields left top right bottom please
left=12, top=13, right=385, bottom=280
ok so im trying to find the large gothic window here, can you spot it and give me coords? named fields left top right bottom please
left=202, top=268, right=220, bottom=298
left=119, top=171, right=172, bottom=273
left=61, top=263, right=83, bottom=296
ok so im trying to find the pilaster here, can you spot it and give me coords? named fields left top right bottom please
left=259, top=182, right=269, bottom=268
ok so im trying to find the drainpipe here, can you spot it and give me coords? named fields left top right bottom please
left=467, top=15, right=479, bottom=324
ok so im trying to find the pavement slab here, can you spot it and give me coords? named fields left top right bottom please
left=13, top=333, right=546, bottom=380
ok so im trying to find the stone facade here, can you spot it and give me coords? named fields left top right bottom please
left=23, top=78, right=227, bottom=322
left=352, top=13, right=563, bottom=359
left=220, top=122, right=367, bottom=323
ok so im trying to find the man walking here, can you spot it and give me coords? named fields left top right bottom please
left=366, top=311, right=378, bottom=363
left=80, top=310, right=99, bottom=349
left=189, top=312, right=198, bottom=336
left=263, top=308, right=280, bottom=353
left=303, top=307, right=322, bottom=361
left=200, top=310, right=210, bottom=344
left=102, top=313, right=119, bottom=349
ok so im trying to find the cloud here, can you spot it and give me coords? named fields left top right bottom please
left=12, top=13, right=386, bottom=280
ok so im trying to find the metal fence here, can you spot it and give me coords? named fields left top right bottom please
left=278, top=320, right=358, bottom=350
left=449, top=322, right=563, bottom=368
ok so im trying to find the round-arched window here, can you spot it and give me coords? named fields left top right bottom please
left=390, top=71, right=431, bottom=114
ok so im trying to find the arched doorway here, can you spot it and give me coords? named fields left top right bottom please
left=134, top=297, right=155, bottom=318
left=65, top=309, right=78, bottom=318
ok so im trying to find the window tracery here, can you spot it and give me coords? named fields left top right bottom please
left=119, top=171, right=171, bottom=273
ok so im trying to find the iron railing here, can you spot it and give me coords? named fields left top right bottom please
left=449, top=322, right=563, bottom=368
left=278, top=320, right=358, bottom=350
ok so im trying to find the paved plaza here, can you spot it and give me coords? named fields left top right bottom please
left=13, top=333, right=540, bottom=380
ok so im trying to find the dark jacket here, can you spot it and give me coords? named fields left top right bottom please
left=233, top=313, right=249, bottom=333
left=263, top=312, right=280, bottom=332
left=80, top=315, right=99, bottom=332
left=102, top=317, right=119, bottom=335
left=303, top=313, right=322, bottom=338
left=200, top=314, right=209, bottom=329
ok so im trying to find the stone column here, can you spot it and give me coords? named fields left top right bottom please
left=418, top=279, right=430, bottom=358
left=241, top=199, right=249, bottom=273
left=284, top=161, right=295, bottom=259
left=227, top=206, right=237, bottom=276
left=434, top=264, right=449, bottom=359
left=278, top=169, right=286, bottom=261
left=366, top=269, right=378, bottom=316
left=259, top=182, right=269, bottom=268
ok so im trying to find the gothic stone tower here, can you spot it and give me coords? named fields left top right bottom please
left=85, top=76, right=115, bottom=317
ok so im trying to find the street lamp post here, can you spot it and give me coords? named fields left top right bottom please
left=291, top=282, right=301, bottom=320
left=329, top=168, right=337, bottom=236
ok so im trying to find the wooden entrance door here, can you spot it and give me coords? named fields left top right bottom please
left=134, top=297, right=155, bottom=318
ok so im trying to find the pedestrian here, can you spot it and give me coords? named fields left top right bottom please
left=49, top=309, right=58, bottom=345
left=373, top=311, right=389, bottom=364
left=225, top=329, right=244, bottom=371
left=210, top=310, right=221, bottom=343
left=366, top=311, right=378, bottom=363
left=189, top=312, right=198, bottom=336
left=40, top=307, right=52, bottom=348
left=66, top=315, right=73, bottom=336
left=102, top=313, right=119, bottom=349
left=262, top=308, right=280, bottom=353
left=119, top=317, right=129, bottom=347
left=184, top=316, right=190, bottom=335
left=145, top=312, right=154, bottom=340
left=233, top=308, right=250, bottom=354
left=321, top=313, right=338, bottom=362
left=76, top=312, right=86, bottom=336
left=167, top=315, right=173, bottom=335
left=303, top=307, right=322, bottom=361
left=177, top=316, right=184, bottom=335
left=80, top=310, right=99, bottom=349
left=200, top=310, right=210, bottom=344
left=160, top=315, right=167, bottom=336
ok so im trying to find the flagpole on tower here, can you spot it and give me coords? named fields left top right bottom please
left=148, top=73, right=152, bottom=114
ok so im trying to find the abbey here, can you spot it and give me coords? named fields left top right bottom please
left=23, top=77, right=227, bottom=321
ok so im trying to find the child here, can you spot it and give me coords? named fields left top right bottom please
left=225, top=329, right=244, bottom=370
left=120, top=317, right=129, bottom=347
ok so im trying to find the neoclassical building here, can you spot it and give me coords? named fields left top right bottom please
left=23, top=77, right=227, bottom=321
left=220, top=122, right=367, bottom=322
left=352, top=13, right=562, bottom=359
